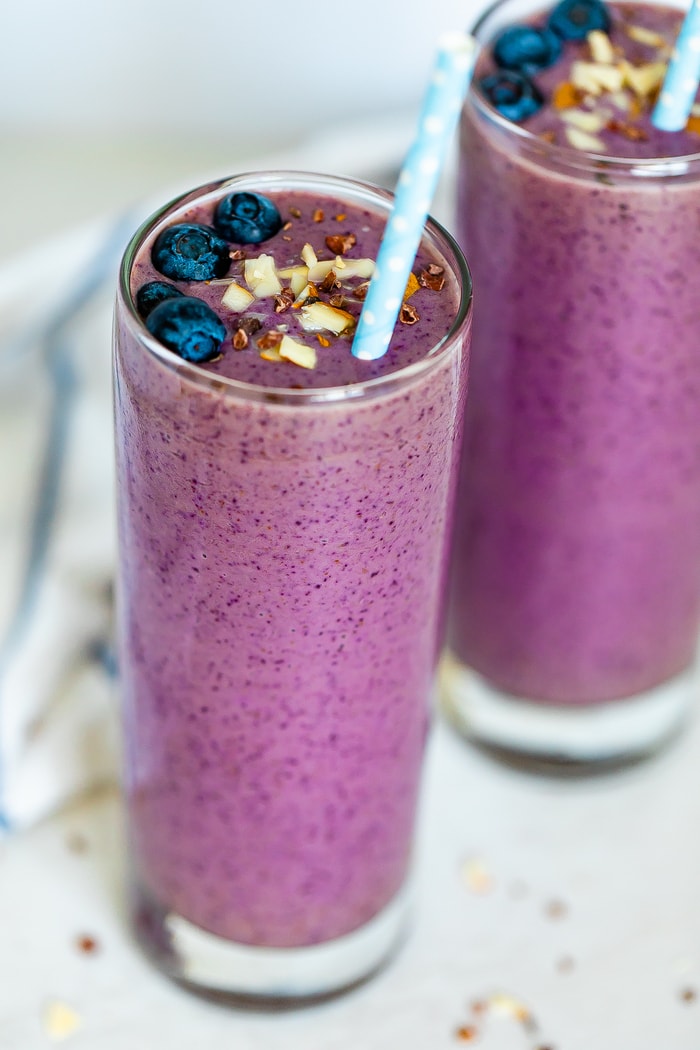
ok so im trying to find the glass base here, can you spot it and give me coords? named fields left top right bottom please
left=440, top=651, right=693, bottom=771
left=132, top=881, right=410, bottom=1004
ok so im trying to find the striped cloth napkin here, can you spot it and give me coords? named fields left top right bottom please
left=0, top=216, right=135, bottom=832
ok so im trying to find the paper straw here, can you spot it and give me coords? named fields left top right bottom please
left=351, top=32, right=477, bottom=361
left=652, top=0, right=700, bottom=131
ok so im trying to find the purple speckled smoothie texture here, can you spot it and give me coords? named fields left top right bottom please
left=449, top=2, right=700, bottom=705
left=116, top=180, right=469, bottom=947
left=130, top=190, right=454, bottom=388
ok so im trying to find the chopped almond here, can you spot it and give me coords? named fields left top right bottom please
left=625, top=23, right=667, bottom=48
left=221, top=281, right=255, bottom=312
left=325, top=232, right=357, bottom=255
left=319, top=269, right=341, bottom=293
left=244, top=254, right=282, bottom=298
left=622, top=60, right=666, bottom=97
left=292, top=282, right=321, bottom=308
left=561, top=108, right=609, bottom=132
left=274, top=287, right=295, bottom=313
left=260, top=346, right=282, bottom=363
left=257, top=330, right=284, bottom=351
left=279, top=335, right=317, bottom=369
left=419, top=267, right=445, bottom=291
left=571, top=60, right=624, bottom=94
left=299, top=301, right=356, bottom=335
left=565, top=126, right=607, bottom=151
left=301, top=243, right=318, bottom=268
left=587, top=30, right=615, bottom=64
left=606, top=118, right=649, bottom=141
left=307, top=256, right=375, bottom=283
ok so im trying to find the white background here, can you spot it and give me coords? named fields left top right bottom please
left=0, top=0, right=481, bottom=259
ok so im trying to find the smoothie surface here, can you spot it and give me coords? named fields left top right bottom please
left=475, top=0, right=700, bottom=158
left=130, top=187, right=460, bottom=389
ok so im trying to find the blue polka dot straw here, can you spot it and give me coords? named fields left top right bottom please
left=653, top=0, right=700, bottom=131
left=351, top=32, right=477, bottom=361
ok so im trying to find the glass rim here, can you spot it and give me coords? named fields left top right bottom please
left=468, top=0, right=700, bottom=178
left=117, top=169, right=473, bottom=407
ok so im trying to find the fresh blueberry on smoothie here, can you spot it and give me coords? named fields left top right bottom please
left=145, top=296, right=226, bottom=362
left=152, top=222, right=230, bottom=281
left=214, top=191, right=283, bottom=243
left=493, top=24, right=562, bottom=71
left=135, top=280, right=184, bottom=319
left=480, top=70, right=545, bottom=119
left=548, top=0, right=611, bottom=39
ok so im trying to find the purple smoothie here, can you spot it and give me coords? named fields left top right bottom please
left=115, top=172, right=471, bottom=960
left=449, top=0, right=700, bottom=708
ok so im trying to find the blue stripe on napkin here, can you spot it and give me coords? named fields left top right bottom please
left=0, top=215, right=134, bottom=829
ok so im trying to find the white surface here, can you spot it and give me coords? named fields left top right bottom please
left=0, top=0, right=481, bottom=140
left=2, top=714, right=700, bottom=1049
left=0, top=114, right=421, bottom=264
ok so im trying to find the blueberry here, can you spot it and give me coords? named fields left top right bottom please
left=214, top=192, right=282, bottom=244
left=151, top=223, right=230, bottom=282
left=493, top=25, right=562, bottom=72
left=479, top=71, right=544, bottom=122
left=548, top=0, right=610, bottom=40
left=145, top=296, right=226, bottom=363
left=135, top=280, right=184, bottom=319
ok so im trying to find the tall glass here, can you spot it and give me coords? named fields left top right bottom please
left=444, top=0, right=700, bottom=769
left=114, top=171, right=472, bottom=1001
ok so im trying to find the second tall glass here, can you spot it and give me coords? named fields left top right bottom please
left=444, top=0, right=700, bottom=769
